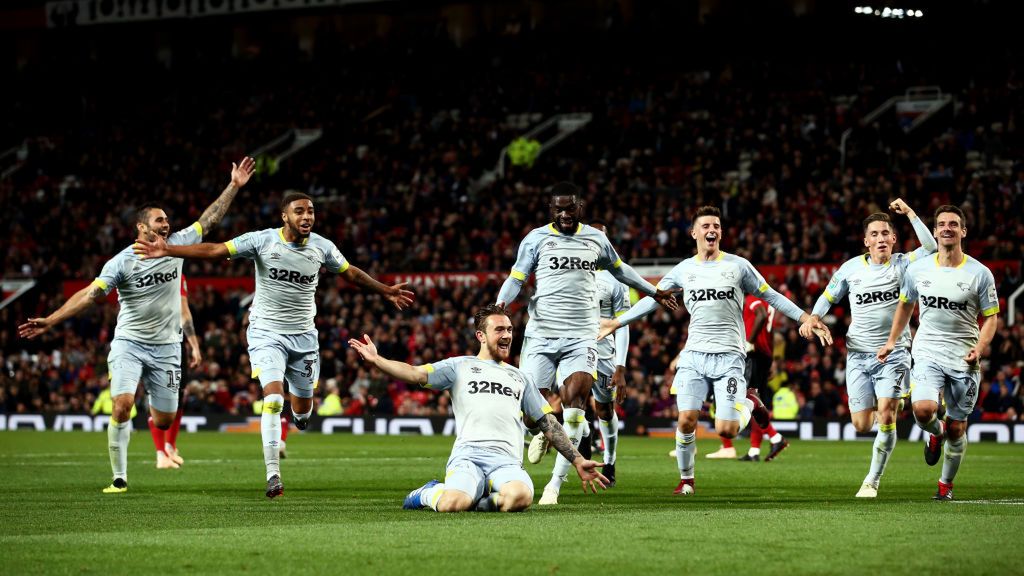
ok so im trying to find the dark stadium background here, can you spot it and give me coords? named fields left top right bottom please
left=2, top=0, right=1022, bottom=437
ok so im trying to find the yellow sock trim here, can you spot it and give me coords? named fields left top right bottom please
left=262, top=402, right=283, bottom=414
left=430, top=489, right=444, bottom=509
left=880, top=423, right=897, bottom=433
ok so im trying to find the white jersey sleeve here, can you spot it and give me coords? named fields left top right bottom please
left=424, top=356, right=465, bottom=391
left=520, top=372, right=553, bottom=422
left=94, top=254, right=129, bottom=296
left=225, top=229, right=273, bottom=261
left=167, top=222, right=204, bottom=247
left=323, top=240, right=350, bottom=274
left=509, top=229, right=541, bottom=281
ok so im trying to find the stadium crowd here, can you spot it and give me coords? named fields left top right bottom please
left=2, top=11, right=1023, bottom=422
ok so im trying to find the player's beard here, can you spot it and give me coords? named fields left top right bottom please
left=487, top=338, right=512, bottom=362
left=556, top=215, right=578, bottom=234
left=289, top=219, right=313, bottom=238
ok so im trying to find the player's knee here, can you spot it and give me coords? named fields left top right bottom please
left=946, top=420, right=967, bottom=439
left=436, top=491, right=473, bottom=513
left=716, top=422, right=739, bottom=439
left=499, top=484, right=533, bottom=512
left=595, top=403, right=614, bottom=421
left=677, top=415, right=698, bottom=433
left=851, top=413, right=874, bottom=433
left=913, top=406, right=935, bottom=423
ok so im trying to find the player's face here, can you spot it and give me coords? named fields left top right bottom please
left=478, top=314, right=513, bottom=361
left=691, top=216, right=722, bottom=252
left=138, top=208, right=170, bottom=241
left=282, top=200, right=315, bottom=238
left=934, top=212, right=966, bottom=248
left=863, top=221, right=895, bottom=259
left=550, top=195, right=582, bottom=234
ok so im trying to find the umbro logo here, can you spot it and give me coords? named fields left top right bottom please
left=545, top=242, right=557, bottom=250
left=270, top=252, right=281, bottom=261
left=471, top=367, right=483, bottom=374
left=687, top=274, right=697, bottom=283
left=919, top=280, right=932, bottom=288
left=851, top=279, right=863, bottom=286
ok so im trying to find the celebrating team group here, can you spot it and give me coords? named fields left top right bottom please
left=18, top=158, right=1000, bottom=507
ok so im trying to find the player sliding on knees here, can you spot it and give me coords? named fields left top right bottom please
left=350, top=305, right=608, bottom=512
left=599, top=206, right=831, bottom=495
left=134, top=191, right=414, bottom=498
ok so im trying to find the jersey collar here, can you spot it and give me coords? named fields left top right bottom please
left=863, top=254, right=892, bottom=267
left=548, top=223, right=582, bottom=235
left=697, top=250, right=725, bottom=262
left=934, top=253, right=967, bottom=268
left=278, top=228, right=309, bottom=246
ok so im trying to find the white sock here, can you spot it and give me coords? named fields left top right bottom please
left=108, top=417, right=130, bottom=481
left=864, top=422, right=897, bottom=486
left=735, top=398, right=754, bottom=431
left=748, top=447, right=761, bottom=457
left=917, top=414, right=943, bottom=436
left=675, top=430, right=696, bottom=479
left=261, top=394, right=284, bottom=480
left=769, top=433, right=782, bottom=444
left=424, top=483, right=447, bottom=511
left=548, top=408, right=586, bottom=491
left=598, top=414, right=619, bottom=465
left=940, top=434, right=966, bottom=485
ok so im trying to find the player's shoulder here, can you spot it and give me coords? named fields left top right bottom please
left=839, top=254, right=866, bottom=271
left=904, top=254, right=931, bottom=274
left=963, top=255, right=994, bottom=277
left=307, top=232, right=337, bottom=249
left=721, top=252, right=754, bottom=269
left=577, top=223, right=609, bottom=240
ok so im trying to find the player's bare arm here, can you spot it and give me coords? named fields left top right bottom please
left=536, top=413, right=609, bottom=493
left=612, top=365, right=627, bottom=405
left=133, top=236, right=230, bottom=260
left=966, top=314, right=999, bottom=365
left=196, top=156, right=255, bottom=233
left=181, top=294, right=202, bottom=369
left=18, top=282, right=106, bottom=339
left=349, top=334, right=428, bottom=384
left=341, top=265, right=415, bottom=310
left=877, top=301, right=915, bottom=362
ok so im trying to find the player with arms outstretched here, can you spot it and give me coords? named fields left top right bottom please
left=350, top=305, right=608, bottom=512
left=19, top=157, right=255, bottom=493
left=600, top=206, right=830, bottom=495
left=135, top=191, right=414, bottom=498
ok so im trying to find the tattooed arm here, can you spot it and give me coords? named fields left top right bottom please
left=536, top=413, right=609, bottom=493
left=18, top=282, right=106, bottom=339
left=196, top=157, right=255, bottom=233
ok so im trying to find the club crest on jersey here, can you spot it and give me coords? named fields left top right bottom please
left=721, top=271, right=736, bottom=280
left=956, top=282, right=970, bottom=292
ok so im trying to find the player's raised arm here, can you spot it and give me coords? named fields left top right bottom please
left=340, top=265, right=414, bottom=310
left=890, top=197, right=937, bottom=255
left=349, top=334, right=429, bottom=384
left=195, top=156, right=255, bottom=233
left=134, top=236, right=230, bottom=261
left=18, top=281, right=106, bottom=339
left=535, top=412, right=608, bottom=493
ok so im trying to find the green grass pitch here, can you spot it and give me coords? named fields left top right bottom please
left=2, top=431, right=1023, bottom=575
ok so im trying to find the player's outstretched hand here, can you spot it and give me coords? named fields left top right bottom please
left=573, top=457, right=609, bottom=494
left=231, top=156, right=256, bottom=188
left=133, top=236, right=168, bottom=260
left=597, top=318, right=621, bottom=341
left=654, top=288, right=680, bottom=311
left=800, top=317, right=832, bottom=346
left=889, top=198, right=912, bottom=216
left=18, top=318, right=52, bottom=340
left=877, top=341, right=895, bottom=363
left=348, top=334, right=379, bottom=363
left=385, top=282, right=415, bottom=310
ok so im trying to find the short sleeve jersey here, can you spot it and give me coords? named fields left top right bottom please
left=656, top=253, right=770, bottom=355
left=900, top=254, right=999, bottom=371
left=93, top=222, right=203, bottom=344
left=596, top=270, right=630, bottom=363
left=425, top=356, right=552, bottom=461
left=226, top=228, right=349, bottom=334
left=509, top=223, right=623, bottom=339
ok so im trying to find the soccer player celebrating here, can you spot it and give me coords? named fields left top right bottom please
left=134, top=191, right=414, bottom=498
left=599, top=206, right=830, bottom=495
left=19, top=157, right=256, bottom=493
left=803, top=199, right=936, bottom=498
left=495, top=183, right=677, bottom=506
left=878, top=205, right=999, bottom=500
left=589, top=220, right=630, bottom=487
left=349, top=305, right=608, bottom=513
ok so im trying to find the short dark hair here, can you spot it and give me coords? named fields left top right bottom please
left=548, top=182, right=580, bottom=199
left=474, top=304, right=509, bottom=332
left=862, top=212, right=893, bottom=232
left=692, top=205, right=721, bottom=227
left=934, top=204, right=966, bottom=225
left=136, top=203, right=162, bottom=225
left=280, top=191, right=313, bottom=212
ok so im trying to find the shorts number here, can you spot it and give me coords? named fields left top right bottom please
left=303, top=360, right=315, bottom=378
left=165, top=370, right=182, bottom=392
